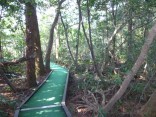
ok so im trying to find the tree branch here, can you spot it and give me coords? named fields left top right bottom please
left=0, top=57, right=34, bottom=66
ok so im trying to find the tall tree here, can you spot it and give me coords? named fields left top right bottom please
left=0, top=39, right=2, bottom=60
left=103, top=22, right=156, bottom=112
left=0, top=8, right=2, bottom=60
left=78, top=0, right=102, bottom=77
left=111, top=0, right=117, bottom=61
left=60, top=13, right=75, bottom=65
left=45, top=0, right=65, bottom=71
left=86, top=0, right=102, bottom=77
left=25, top=1, right=37, bottom=87
left=32, top=3, right=45, bottom=76
left=126, top=1, right=134, bottom=65
left=55, top=22, right=60, bottom=59
left=75, top=0, right=81, bottom=70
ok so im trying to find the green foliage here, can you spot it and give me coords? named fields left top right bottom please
left=98, top=106, right=107, bottom=117
left=49, top=0, right=58, bottom=6
left=78, top=74, right=96, bottom=91
left=77, top=73, right=109, bottom=91
left=0, top=94, right=16, bottom=117
left=2, top=86, right=12, bottom=91
left=111, top=74, right=122, bottom=86
left=24, top=0, right=35, bottom=4
left=115, top=99, right=124, bottom=112
left=0, top=94, right=16, bottom=107
left=88, top=0, right=96, bottom=7
left=0, top=94, right=8, bottom=105
left=131, top=83, right=145, bottom=94
left=0, top=110, right=7, bottom=117
left=0, top=13, right=25, bottom=60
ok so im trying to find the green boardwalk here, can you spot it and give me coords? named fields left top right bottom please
left=19, top=106, right=66, bottom=117
left=14, top=63, right=71, bottom=117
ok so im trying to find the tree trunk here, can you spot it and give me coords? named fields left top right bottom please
left=103, top=22, right=156, bottom=112
left=75, top=0, right=81, bottom=70
left=86, top=0, right=102, bottom=77
left=111, top=0, right=117, bottom=61
left=55, top=23, right=60, bottom=60
left=104, top=22, right=126, bottom=69
left=45, top=0, right=65, bottom=71
left=139, top=90, right=156, bottom=117
left=29, top=2, right=45, bottom=76
left=127, top=6, right=134, bottom=65
left=60, top=13, right=75, bottom=64
left=25, top=2, right=37, bottom=87
left=0, top=39, right=2, bottom=61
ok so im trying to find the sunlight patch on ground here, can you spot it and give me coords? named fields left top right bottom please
left=46, top=97, right=55, bottom=101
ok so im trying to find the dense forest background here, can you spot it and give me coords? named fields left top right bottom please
left=0, top=0, right=156, bottom=117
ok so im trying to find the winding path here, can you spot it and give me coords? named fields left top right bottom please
left=14, top=63, right=71, bottom=117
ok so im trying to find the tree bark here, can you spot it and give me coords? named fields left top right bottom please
left=103, top=22, right=126, bottom=69
left=103, top=22, right=156, bottom=112
left=55, top=23, right=60, bottom=59
left=127, top=5, right=134, bottom=65
left=45, top=0, right=65, bottom=71
left=75, top=0, right=81, bottom=70
left=0, top=38, right=2, bottom=61
left=111, top=0, right=117, bottom=61
left=0, top=7, right=4, bottom=62
left=25, top=2, right=37, bottom=87
left=31, top=3, right=45, bottom=76
left=79, top=0, right=101, bottom=77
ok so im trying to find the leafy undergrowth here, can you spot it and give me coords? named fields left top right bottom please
left=0, top=78, right=32, bottom=117
left=66, top=69, right=156, bottom=117
left=0, top=74, right=48, bottom=117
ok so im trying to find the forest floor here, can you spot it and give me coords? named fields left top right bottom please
left=65, top=72, right=153, bottom=117
left=0, top=74, right=47, bottom=117
left=0, top=70, right=154, bottom=117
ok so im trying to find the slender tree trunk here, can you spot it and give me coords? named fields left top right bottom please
left=127, top=6, right=133, bottom=64
left=0, top=39, right=2, bottom=60
left=104, top=23, right=126, bottom=69
left=75, top=0, right=81, bottom=70
left=55, top=23, right=60, bottom=60
left=60, top=13, right=75, bottom=64
left=0, top=7, right=3, bottom=21
left=45, top=0, right=65, bottom=71
left=111, top=0, right=117, bottom=61
left=30, top=2, right=45, bottom=76
left=86, top=0, right=102, bottom=77
left=144, top=26, right=148, bottom=38
left=0, top=7, right=4, bottom=61
left=103, top=22, right=156, bottom=112
left=25, top=2, right=37, bottom=87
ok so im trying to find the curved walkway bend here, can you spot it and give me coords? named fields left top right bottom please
left=14, top=63, right=71, bottom=117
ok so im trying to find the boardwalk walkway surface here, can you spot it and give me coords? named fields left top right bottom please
left=14, top=63, right=71, bottom=117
